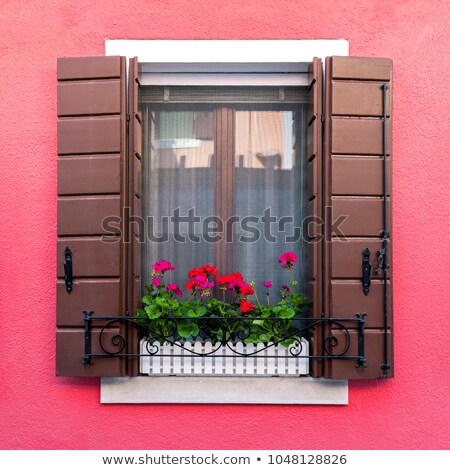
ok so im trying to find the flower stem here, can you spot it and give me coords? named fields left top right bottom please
left=253, top=289, right=262, bottom=307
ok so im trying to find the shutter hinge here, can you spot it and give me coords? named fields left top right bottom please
left=126, top=113, right=131, bottom=123
left=321, top=114, right=325, bottom=123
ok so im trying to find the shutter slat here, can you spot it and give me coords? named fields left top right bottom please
left=332, top=118, right=392, bottom=155
left=58, top=116, right=121, bottom=155
left=332, top=81, right=392, bottom=117
left=58, top=80, right=121, bottom=116
left=57, top=238, right=121, bottom=277
left=56, top=56, right=127, bottom=377
left=331, top=239, right=391, bottom=279
left=324, top=56, right=393, bottom=379
left=57, top=56, right=122, bottom=80
left=330, top=280, right=392, bottom=329
left=331, top=197, right=391, bottom=237
left=331, top=56, right=392, bottom=81
left=331, top=157, right=391, bottom=196
left=58, top=196, right=120, bottom=235
left=56, top=329, right=123, bottom=377
left=327, top=330, right=392, bottom=378
left=57, top=279, right=120, bottom=327
left=58, top=155, right=121, bottom=195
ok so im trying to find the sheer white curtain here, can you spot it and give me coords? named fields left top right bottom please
left=142, top=95, right=306, bottom=300
left=234, top=107, right=306, bottom=301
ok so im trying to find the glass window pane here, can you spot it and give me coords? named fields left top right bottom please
left=142, top=106, right=215, bottom=290
left=141, top=89, right=307, bottom=299
left=234, top=107, right=306, bottom=300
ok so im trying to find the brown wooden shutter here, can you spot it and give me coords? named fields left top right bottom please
left=323, top=56, right=393, bottom=379
left=57, top=56, right=128, bottom=376
left=306, top=58, right=323, bottom=377
left=126, top=57, right=143, bottom=376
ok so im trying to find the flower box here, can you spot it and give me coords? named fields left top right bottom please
left=138, top=253, right=310, bottom=376
left=140, top=338, right=309, bottom=376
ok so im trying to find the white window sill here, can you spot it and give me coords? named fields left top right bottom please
left=101, top=377, right=348, bottom=405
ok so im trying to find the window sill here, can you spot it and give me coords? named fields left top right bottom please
left=101, top=376, right=348, bottom=405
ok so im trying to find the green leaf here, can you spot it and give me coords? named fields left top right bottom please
left=145, top=305, right=163, bottom=319
left=141, top=295, right=154, bottom=305
left=244, top=334, right=260, bottom=345
left=177, top=321, right=199, bottom=338
left=278, top=308, right=295, bottom=319
left=155, top=297, right=168, bottom=308
left=259, top=333, right=273, bottom=343
left=195, top=306, right=207, bottom=317
left=136, top=308, right=146, bottom=318
left=280, top=338, right=296, bottom=347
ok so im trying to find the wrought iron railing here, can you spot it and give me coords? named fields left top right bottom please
left=82, top=311, right=367, bottom=370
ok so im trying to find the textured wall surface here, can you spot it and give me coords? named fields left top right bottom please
left=0, top=0, right=449, bottom=450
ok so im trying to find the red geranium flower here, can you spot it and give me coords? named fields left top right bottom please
left=185, top=274, right=215, bottom=297
left=216, top=275, right=231, bottom=285
left=167, top=283, right=182, bottom=297
left=216, top=272, right=244, bottom=289
left=239, top=299, right=255, bottom=313
left=188, top=264, right=218, bottom=279
left=188, top=267, right=203, bottom=279
left=279, top=252, right=298, bottom=269
left=201, top=264, right=218, bottom=276
left=239, top=284, right=255, bottom=296
left=152, top=259, right=175, bottom=273
left=263, top=281, right=272, bottom=288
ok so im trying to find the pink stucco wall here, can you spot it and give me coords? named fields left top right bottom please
left=0, top=0, right=449, bottom=450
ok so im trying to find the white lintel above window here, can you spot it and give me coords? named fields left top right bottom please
left=105, top=39, right=349, bottom=86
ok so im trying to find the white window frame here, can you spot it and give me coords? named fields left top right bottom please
left=101, top=39, right=349, bottom=405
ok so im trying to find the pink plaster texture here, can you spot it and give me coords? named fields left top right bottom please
left=0, top=0, right=449, bottom=450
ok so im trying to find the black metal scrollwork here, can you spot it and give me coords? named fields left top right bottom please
left=81, top=313, right=366, bottom=368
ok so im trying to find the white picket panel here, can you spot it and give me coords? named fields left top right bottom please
left=267, top=342, right=275, bottom=375
left=203, top=342, right=213, bottom=374
left=162, top=343, right=172, bottom=375
left=256, top=342, right=266, bottom=375
left=235, top=342, right=244, bottom=375
left=287, top=342, right=297, bottom=375
left=140, top=338, right=309, bottom=376
left=193, top=342, right=203, bottom=374
left=225, top=344, right=234, bottom=375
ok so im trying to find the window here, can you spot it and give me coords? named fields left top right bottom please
left=141, top=86, right=308, bottom=297
left=56, top=41, right=393, bottom=403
